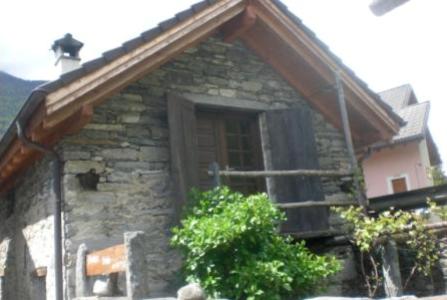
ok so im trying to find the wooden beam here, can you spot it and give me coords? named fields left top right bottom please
left=86, top=244, right=126, bottom=276
left=65, top=105, right=94, bottom=135
left=31, top=267, right=48, bottom=278
left=222, top=5, right=257, bottom=43
left=241, top=31, right=345, bottom=134
left=276, top=200, right=357, bottom=209
left=253, top=0, right=399, bottom=135
left=40, top=104, right=93, bottom=138
left=44, top=0, right=246, bottom=120
left=369, top=184, right=447, bottom=213
left=211, top=168, right=352, bottom=178
left=0, top=105, right=93, bottom=193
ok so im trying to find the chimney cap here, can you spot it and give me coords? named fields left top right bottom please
left=51, top=33, right=83, bottom=58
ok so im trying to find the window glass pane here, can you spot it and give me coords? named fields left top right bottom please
left=243, top=153, right=253, bottom=167
left=240, top=121, right=250, bottom=135
left=241, top=136, right=251, bottom=151
left=226, top=121, right=239, bottom=134
left=226, top=135, right=240, bottom=151
left=228, top=152, right=242, bottom=167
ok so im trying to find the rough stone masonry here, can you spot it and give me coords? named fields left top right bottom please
left=0, top=35, right=353, bottom=299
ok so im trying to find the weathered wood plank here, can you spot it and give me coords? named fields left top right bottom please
left=211, top=169, right=352, bottom=178
left=31, top=267, right=48, bottom=278
left=86, top=244, right=126, bottom=276
left=168, top=94, right=199, bottom=214
left=265, top=108, right=328, bottom=233
left=276, top=200, right=357, bottom=209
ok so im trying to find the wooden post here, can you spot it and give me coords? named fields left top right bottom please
left=209, top=162, right=221, bottom=187
left=334, top=70, right=368, bottom=208
left=381, top=239, right=403, bottom=297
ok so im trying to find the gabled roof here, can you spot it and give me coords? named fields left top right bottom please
left=0, top=0, right=402, bottom=192
left=378, top=84, right=428, bottom=143
left=377, top=84, right=441, bottom=165
left=379, top=84, right=413, bottom=111
left=392, top=101, right=429, bottom=143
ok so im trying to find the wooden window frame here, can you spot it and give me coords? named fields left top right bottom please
left=387, top=174, right=410, bottom=194
left=195, top=108, right=265, bottom=193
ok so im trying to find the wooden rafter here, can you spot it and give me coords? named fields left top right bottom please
left=253, top=0, right=399, bottom=136
left=222, top=5, right=257, bottom=43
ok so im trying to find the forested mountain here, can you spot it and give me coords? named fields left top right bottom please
left=0, top=71, right=45, bottom=137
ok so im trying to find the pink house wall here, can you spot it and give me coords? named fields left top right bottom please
left=362, top=140, right=432, bottom=198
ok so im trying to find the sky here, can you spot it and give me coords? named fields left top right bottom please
left=0, top=0, right=446, bottom=166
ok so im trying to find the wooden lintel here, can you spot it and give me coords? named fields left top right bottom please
left=86, top=244, right=126, bottom=276
left=222, top=5, right=257, bottom=43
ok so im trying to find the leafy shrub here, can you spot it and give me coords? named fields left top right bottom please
left=171, top=187, right=340, bottom=300
left=334, top=206, right=439, bottom=296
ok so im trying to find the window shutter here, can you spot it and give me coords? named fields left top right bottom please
left=167, top=94, right=199, bottom=215
left=262, top=108, right=328, bottom=233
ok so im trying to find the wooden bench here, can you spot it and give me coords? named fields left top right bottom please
left=76, top=231, right=149, bottom=299
left=86, top=244, right=126, bottom=277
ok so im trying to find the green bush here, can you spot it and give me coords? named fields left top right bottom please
left=171, top=187, right=340, bottom=300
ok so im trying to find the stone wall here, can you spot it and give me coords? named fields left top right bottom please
left=60, top=35, right=351, bottom=298
left=59, top=35, right=352, bottom=298
left=0, top=157, right=55, bottom=300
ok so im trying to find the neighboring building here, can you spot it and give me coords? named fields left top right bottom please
left=363, top=84, right=441, bottom=198
left=0, top=1, right=402, bottom=299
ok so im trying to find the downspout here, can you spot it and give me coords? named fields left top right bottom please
left=16, top=121, right=64, bottom=300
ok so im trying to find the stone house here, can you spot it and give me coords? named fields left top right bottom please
left=0, top=0, right=402, bottom=299
left=363, top=84, right=441, bottom=198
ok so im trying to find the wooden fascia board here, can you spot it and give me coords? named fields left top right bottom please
left=0, top=105, right=93, bottom=191
left=44, top=0, right=246, bottom=124
left=254, top=0, right=399, bottom=136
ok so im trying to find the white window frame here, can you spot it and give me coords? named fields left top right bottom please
left=387, top=174, right=411, bottom=194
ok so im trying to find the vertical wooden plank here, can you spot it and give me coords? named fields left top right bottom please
left=263, top=108, right=328, bottom=233
left=168, top=94, right=199, bottom=213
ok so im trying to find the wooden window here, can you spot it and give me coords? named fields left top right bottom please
left=196, top=111, right=264, bottom=194
left=168, top=94, right=326, bottom=233
left=391, top=177, right=408, bottom=193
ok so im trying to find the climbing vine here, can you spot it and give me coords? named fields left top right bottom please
left=334, top=205, right=439, bottom=297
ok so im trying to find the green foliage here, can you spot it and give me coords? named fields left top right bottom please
left=334, top=206, right=439, bottom=295
left=0, top=71, right=45, bottom=137
left=430, top=165, right=447, bottom=186
left=172, top=187, right=340, bottom=300
left=428, top=199, right=447, bottom=221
